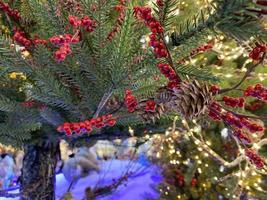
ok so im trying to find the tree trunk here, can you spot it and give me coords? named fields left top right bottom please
left=20, top=142, right=60, bottom=200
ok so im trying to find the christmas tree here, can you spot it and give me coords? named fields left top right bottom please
left=0, top=0, right=266, bottom=199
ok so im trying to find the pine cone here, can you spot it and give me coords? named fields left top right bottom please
left=137, top=102, right=165, bottom=123
left=170, top=80, right=213, bottom=119
left=154, top=87, right=173, bottom=104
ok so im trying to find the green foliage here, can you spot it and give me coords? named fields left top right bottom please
left=171, top=0, right=267, bottom=47
left=0, top=0, right=265, bottom=147
left=170, top=3, right=215, bottom=46
left=175, top=64, right=219, bottom=82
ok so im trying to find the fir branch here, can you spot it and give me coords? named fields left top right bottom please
left=175, top=64, right=219, bottom=82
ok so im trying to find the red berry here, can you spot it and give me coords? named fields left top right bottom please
left=106, top=119, right=117, bottom=126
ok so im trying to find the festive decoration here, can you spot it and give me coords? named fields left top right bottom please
left=0, top=0, right=266, bottom=199
left=124, top=89, right=138, bottom=113
left=249, top=43, right=267, bottom=60
left=57, top=114, right=116, bottom=136
left=244, top=84, right=267, bottom=102
left=245, top=149, right=265, bottom=169
left=13, top=29, right=31, bottom=47
left=157, top=63, right=180, bottom=89
left=134, top=5, right=181, bottom=88
left=49, top=33, right=80, bottom=61
left=177, top=41, right=214, bottom=64
left=255, top=0, right=267, bottom=6
left=222, top=96, right=245, bottom=108
left=0, top=1, right=21, bottom=22
left=137, top=101, right=164, bottom=123
left=107, top=0, right=126, bottom=40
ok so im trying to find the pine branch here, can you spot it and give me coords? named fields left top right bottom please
left=156, top=0, right=179, bottom=33
left=171, top=5, right=215, bottom=46
left=0, top=94, right=23, bottom=112
left=175, top=64, right=219, bottom=82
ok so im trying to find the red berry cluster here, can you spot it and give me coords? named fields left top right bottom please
left=13, top=30, right=31, bottom=47
left=233, top=130, right=251, bottom=144
left=32, top=36, right=48, bottom=46
left=177, top=41, right=214, bottom=65
left=54, top=44, right=72, bottom=62
left=222, top=96, right=245, bottom=108
left=208, top=102, right=264, bottom=133
left=208, top=102, right=222, bottom=121
left=0, top=1, right=21, bottom=22
left=124, top=89, right=138, bottom=113
left=255, top=0, right=267, bottom=6
left=245, top=100, right=265, bottom=111
left=239, top=117, right=264, bottom=133
left=222, top=112, right=244, bottom=128
left=210, top=85, right=220, bottom=95
left=134, top=7, right=166, bottom=57
left=244, top=84, right=267, bottom=102
left=157, top=63, right=180, bottom=89
left=49, top=34, right=80, bottom=62
left=145, top=100, right=156, bottom=112
left=68, top=15, right=96, bottom=32
left=149, top=34, right=168, bottom=58
left=107, top=0, right=126, bottom=40
left=176, top=172, right=185, bottom=187
left=190, top=42, right=214, bottom=56
left=156, top=0, right=164, bottom=7
left=57, top=114, right=116, bottom=136
left=249, top=43, right=267, bottom=60
left=49, top=34, right=80, bottom=45
left=133, top=6, right=181, bottom=89
left=68, top=15, right=81, bottom=27
left=245, top=149, right=265, bottom=169
left=190, top=178, right=198, bottom=187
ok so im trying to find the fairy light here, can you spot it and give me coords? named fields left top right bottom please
left=225, top=74, right=233, bottom=78
left=165, top=130, right=170, bottom=136
left=197, top=147, right=203, bottom=151
left=206, top=141, right=211, bottom=146
left=253, top=144, right=260, bottom=150
left=128, top=127, right=134, bottom=135
left=236, top=172, right=241, bottom=177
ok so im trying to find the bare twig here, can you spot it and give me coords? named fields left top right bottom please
left=219, top=53, right=266, bottom=94
left=93, top=86, right=114, bottom=118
